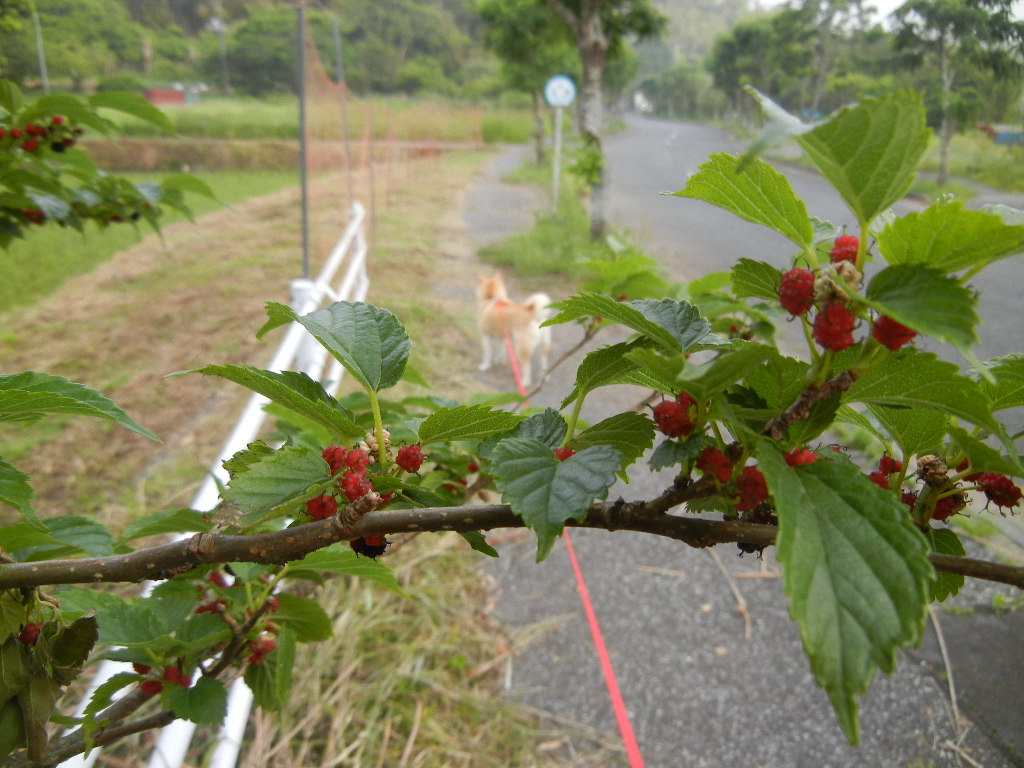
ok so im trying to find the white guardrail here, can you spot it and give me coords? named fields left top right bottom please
left=60, top=201, right=369, bottom=768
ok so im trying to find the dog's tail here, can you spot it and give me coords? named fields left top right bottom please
left=523, top=293, right=553, bottom=320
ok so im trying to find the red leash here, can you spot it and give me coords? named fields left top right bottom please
left=499, top=301, right=645, bottom=767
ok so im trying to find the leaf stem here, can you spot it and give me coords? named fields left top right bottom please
left=563, top=395, right=586, bottom=448
left=368, top=390, right=387, bottom=466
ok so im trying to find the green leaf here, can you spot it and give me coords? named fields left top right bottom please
left=513, top=409, right=569, bottom=449
left=49, top=616, right=98, bottom=670
left=673, top=153, right=814, bottom=249
left=561, top=340, right=652, bottom=409
left=33, top=515, right=116, bottom=558
left=92, top=598, right=165, bottom=647
left=574, top=411, right=655, bottom=476
left=758, top=443, right=933, bottom=745
left=244, top=627, right=296, bottom=712
left=0, top=80, right=24, bottom=114
left=976, top=354, right=1024, bottom=412
left=418, top=405, right=524, bottom=445
left=740, top=87, right=823, bottom=167
left=631, top=298, right=718, bottom=350
left=927, top=528, right=966, bottom=603
left=287, top=544, right=406, bottom=596
left=271, top=594, right=333, bottom=642
left=187, top=365, right=363, bottom=441
left=865, top=265, right=978, bottom=351
left=544, top=294, right=682, bottom=351
left=259, top=301, right=411, bottom=393
left=0, top=697, right=26, bottom=761
left=0, top=593, right=28, bottom=643
left=119, top=508, right=213, bottom=543
left=731, top=258, right=782, bottom=301
left=0, top=457, right=40, bottom=529
left=796, top=91, right=929, bottom=226
left=165, top=676, right=228, bottom=725
left=648, top=435, right=709, bottom=471
left=18, top=674, right=61, bottom=762
left=0, top=636, right=30, bottom=701
left=674, top=344, right=775, bottom=402
left=160, top=173, right=218, bottom=200
left=490, top=438, right=621, bottom=561
left=223, top=444, right=331, bottom=520
left=844, top=352, right=999, bottom=435
left=876, top=201, right=1024, bottom=274
left=946, top=426, right=1020, bottom=478
left=0, top=372, right=158, bottom=441
left=89, top=91, right=174, bottom=133
left=459, top=531, right=499, bottom=558
left=868, top=405, right=947, bottom=458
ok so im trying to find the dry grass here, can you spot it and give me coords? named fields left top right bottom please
left=1, top=146, right=621, bottom=766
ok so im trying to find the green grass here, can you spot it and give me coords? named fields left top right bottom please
left=0, top=170, right=298, bottom=315
left=920, top=130, right=1024, bottom=193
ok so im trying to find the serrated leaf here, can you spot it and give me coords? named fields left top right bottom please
left=514, top=409, right=569, bottom=449
left=271, top=594, right=333, bottom=642
left=119, top=508, right=212, bottom=543
left=490, top=438, right=621, bottom=561
left=288, top=543, right=406, bottom=596
left=89, top=91, right=174, bottom=133
left=868, top=404, right=947, bottom=458
left=92, top=598, right=164, bottom=647
left=81, top=672, right=138, bottom=721
left=560, top=340, right=651, bottom=409
left=574, top=411, right=655, bottom=475
left=223, top=444, right=331, bottom=519
left=0, top=372, right=157, bottom=440
left=758, top=442, right=933, bottom=745
left=834, top=404, right=891, bottom=448
left=0, top=458, right=41, bottom=529
left=928, top=528, right=966, bottom=602
left=740, top=87, right=823, bottom=166
left=786, top=391, right=843, bottom=447
left=648, top=435, right=710, bottom=471
left=673, top=153, right=814, bottom=249
left=258, top=301, right=410, bottom=393
left=459, top=531, right=499, bottom=557
left=544, top=294, right=681, bottom=351
left=418, top=405, right=524, bottom=445
left=165, top=676, right=228, bottom=725
left=731, top=258, right=782, bottom=301
left=0, top=594, right=28, bottom=644
left=865, top=265, right=978, bottom=350
left=796, top=91, right=929, bottom=226
left=674, top=344, right=775, bottom=402
left=844, top=352, right=999, bottom=434
left=877, top=201, right=1024, bottom=274
left=976, top=355, right=1024, bottom=412
left=0, top=636, right=29, bottom=701
left=32, top=515, right=116, bottom=558
left=188, top=365, right=363, bottom=441
left=49, top=616, right=98, bottom=669
left=946, top=426, right=1020, bottom=478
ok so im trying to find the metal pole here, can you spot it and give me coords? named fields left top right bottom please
left=297, top=1, right=311, bottom=280
left=551, top=106, right=564, bottom=214
left=331, top=14, right=355, bottom=212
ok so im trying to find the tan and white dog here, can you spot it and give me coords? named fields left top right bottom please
left=477, top=274, right=552, bottom=388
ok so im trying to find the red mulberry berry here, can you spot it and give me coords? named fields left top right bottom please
left=974, top=472, right=1022, bottom=509
left=21, top=139, right=39, bottom=152
left=396, top=443, right=425, bottom=472
left=902, top=491, right=917, bottom=512
left=784, top=448, right=818, bottom=467
left=141, top=680, right=164, bottom=697
left=878, top=455, right=903, bottom=475
left=779, top=268, right=816, bottom=316
left=350, top=535, right=387, bottom=558
left=323, top=445, right=346, bottom=475
left=735, top=466, right=768, bottom=511
left=829, top=234, right=859, bottom=263
left=872, top=316, right=917, bottom=350
left=697, top=446, right=732, bottom=482
left=867, top=471, right=890, bottom=489
left=653, top=392, right=698, bottom=438
left=306, top=494, right=338, bottom=520
left=554, top=446, right=576, bottom=461
left=813, top=303, right=857, bottom=351
left=932, top=495, right=963, bottom=521
left=18, top=622, right=42, bottom=645
left=133, top=663, right=153, bottom=675
left=341, top=470, right=373, bottom=501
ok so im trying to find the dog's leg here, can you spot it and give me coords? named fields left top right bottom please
left=537, top=327, right=551, bottom=379
left=479, top=334, right=493, bottom=372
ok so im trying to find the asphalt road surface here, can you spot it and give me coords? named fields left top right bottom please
left=466, top=119, right=1024, bottom=768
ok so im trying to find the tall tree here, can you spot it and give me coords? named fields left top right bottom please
left=478, top=0, right=579, bottom=165
left=543, top=0, right=665, bottom=237
left=892, top=0, right=1024, bottom=185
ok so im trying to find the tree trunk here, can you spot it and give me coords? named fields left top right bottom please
left=938, top=31, right=953, bottom=187
left=578, top=7, right=608, bottom=239
left=532, top=90, right=547, bottom=166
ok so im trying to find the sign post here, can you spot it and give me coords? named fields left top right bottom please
left=544, top=75, right=576, bottom=214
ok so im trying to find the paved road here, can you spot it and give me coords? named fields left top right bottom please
left=465, top=122, right=1024, bottom=768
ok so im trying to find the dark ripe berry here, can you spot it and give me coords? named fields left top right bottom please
left=696, top=446, right=732, bottom=482
left=932, top=494, right=965, bottom=521
left=813, top=303, right=857, bottom=351
left=248, top=635, right=278, bottom=665
left=350, top=535, right=387, bottom=558
left=784, top=448, right=818, bottom=467
left=779, top=268, right=816, bottom=316
left=829, top=234, right=859, bottom=263
left=872, top=316, right=917, bottom=350
left=554, top=446, right=576, bottom=461
left=18, top=622, right=43, bottom=645
left=878, top=455, right=903, bottom=475
left=306, top=493, right=338, bottom=520
left=735, top=466, right=768, bottom=511
left=396, top=443, right=425, bottom=473
left=141, top=680, right=164, bottom=697
left=974, top=472, right=1022, bottom=509
left=867, top=470, right=890, bottom=489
